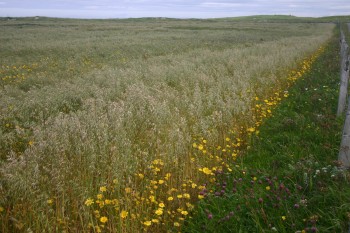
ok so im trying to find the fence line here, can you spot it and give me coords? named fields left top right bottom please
left=337, top=30, right=349, bottom=116
left=338, top=24, right=350, bottom=168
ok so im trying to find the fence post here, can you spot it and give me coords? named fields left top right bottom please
left=339, top=95, right=350, bottom=167
left=337, top=30, right=349, bottom=116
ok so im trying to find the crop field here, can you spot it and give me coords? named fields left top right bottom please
left=0, top=17, right=335, bottom=232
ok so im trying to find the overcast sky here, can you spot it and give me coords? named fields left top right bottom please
left=0, top=0, right=349, bottom=19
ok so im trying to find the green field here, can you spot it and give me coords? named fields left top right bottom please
left=0, top=16, right=342, bottom=232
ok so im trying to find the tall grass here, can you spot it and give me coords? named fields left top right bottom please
left=0, top=18, right=334, bottom=232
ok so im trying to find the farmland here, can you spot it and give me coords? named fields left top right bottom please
left=0, top=17, right=336, bottom=232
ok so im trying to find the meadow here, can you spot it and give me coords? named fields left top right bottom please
left=0, top=17, right=335, bottom=232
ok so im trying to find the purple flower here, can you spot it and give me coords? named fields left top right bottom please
left=208, top=213, right=213, bottom=219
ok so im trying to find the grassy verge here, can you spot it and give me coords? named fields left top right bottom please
left=183, top=30, right=350, bottom=233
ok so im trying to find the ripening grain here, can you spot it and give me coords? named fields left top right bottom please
left=0, top=18, right=334, bottom=232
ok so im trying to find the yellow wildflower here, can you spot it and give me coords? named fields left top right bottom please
left=183, top=193, right=190, bottom=199
left=99, top=186, right=107, bottom=192
left=165, top=173, right=171, bottom=180
left=167, top=196, right=174, bottom=201
left=266, top=186, right=271, bottom=191
left=138, top=173, right=144, bottom=179
left=198, top=195, right=204, bottom=199
left=247, top=127, right=255, bottom=132
left=281, top=216, right=286, bottom=221
left=0, top=207, right=4, bottom=212
left=174, top=222, right=180, bottom=227
left=85, top=198, right=94, bottom=206
left=181, top=211, right=188, bottom=216
left=152, top=219, right=159, bottom=223
left=155, top=208, right=163, bottom=216
left=120, top=210, right=128, bottom=219
left=143, top=221, right=152, bottom=226
left=158, top=180, right=165, bottom=184
left=201, top=167, right=212, bottom=175
left=100, top=216, right=108, bottom=223
left=159, top=203, right=165, bottom=208
left=97, top=194, right=103, bottom=200
left=47, top=199, right=53, bottom=205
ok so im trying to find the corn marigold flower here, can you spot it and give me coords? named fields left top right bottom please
left=100, top=216, right=108, bottom=223
left=181, top=211, right=188, bottom=216
left=158, top=179, right=164, bottom=184
left=85, top=198, right=94, bottom=206
left=159, top=203, right=165, bottom=208
left=155, top=208, right=163, bottom=215
left=120, top=210, right=128, bottom=219
left=144, top=221, right=152, bottom=226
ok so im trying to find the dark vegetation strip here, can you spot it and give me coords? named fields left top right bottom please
left=183, top=28, right=350, bottom=233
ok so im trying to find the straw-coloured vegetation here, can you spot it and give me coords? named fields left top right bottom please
left=0, top=17, right=334, bottom=232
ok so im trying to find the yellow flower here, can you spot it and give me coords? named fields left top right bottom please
left=201, top=167, right=212, bottom=175
left=266, top=186, right=271, bottom=191
left=183, top=193, right=190, bottom=199
left=99, top=186, right=107, bottom=192
left=181, top=211, right=188, bottom=216
left=138, top=173, right=144, bottom=179
left=198, top=195, right=204, bottom=199
left=253, top=177, right=257, bottom=181
left=198, top=144, right=204, bottom=150
left=104, top=199, right=111, bottom=205
left=155, top=208, right=163, bottom=216
left=159, top=203, right=165, bottom=208
left=281, top=216, right=286, bottom=221
left=225, top=137, right=230, bottom=142
left=165, top=173, right=171, bottom=180
left=152, top=219, right=159, bottom=223
left=143, top=221, right=152, bottom=226
left=247, top=127, right=255, bottom=132
left=167, top=196, right=174, bottom=201
left=149, top=195, right=156, bottom=202
left=47, top=199, right=53, bottom=205
left=85, top=198, right=94, bottom=206
left=191, top=183, right=197, bottom=189
left=120, top=210, right=128, bottom=219
left=100, top=216, right=108, bottom=223
left=192, top=143, right=198, bottom=148
left=174, top=222, right=180, bottom=227
left=177, top=194, right=183, bottom=199
left=0, top=206, right=4, bottom=212
left=158, top=179, right=165, bottom=184
left=97, top=194, right=103, bottom=200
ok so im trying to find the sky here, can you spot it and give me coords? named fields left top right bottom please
left=0, top=0, right=349, bottom=19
